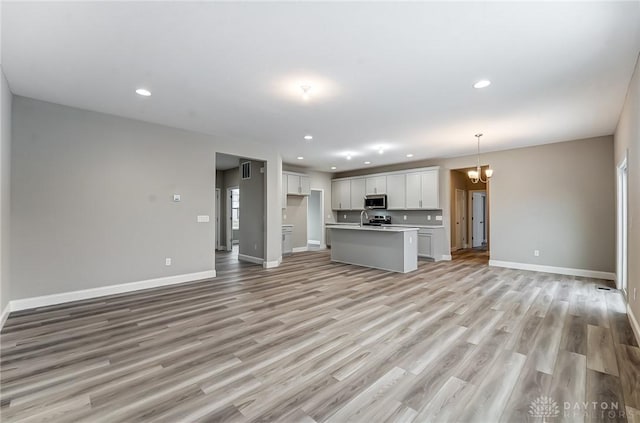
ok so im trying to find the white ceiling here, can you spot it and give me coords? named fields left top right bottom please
left=2, top=2, right=639, bottom=172
left=216, top=153, right=240, bottom=171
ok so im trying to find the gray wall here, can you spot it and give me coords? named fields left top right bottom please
left=11, top=97, right=216, bottom=299
left=239, top=159, right=265, bottom=259
left=336, top=135, right=615, bottom=273
left=614, top=53, right=640, bottom=323
left=308, top=190, right=321, bottom=242
left=10, top=97, right=283, bottom=300
left=0, top=68, right=11, bottom=312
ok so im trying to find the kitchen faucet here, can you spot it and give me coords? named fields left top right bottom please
left=360, top=210, right=369, bottom=227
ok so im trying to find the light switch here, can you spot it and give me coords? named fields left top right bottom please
left=173, top=194, right=181, bottom=202
left=435, top=215, right=443, bottom=221
left=197, top=215, right=210, bottom=223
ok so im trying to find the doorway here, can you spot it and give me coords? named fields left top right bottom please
left=227, top=187, right=240, bottom=253
left=617, top=153, right=628, bottom=294
left=307, top=189, right=324, bottom=248
left=470, top=191, right=487, bottom=248
left=454, top=189, right=466, bottom=250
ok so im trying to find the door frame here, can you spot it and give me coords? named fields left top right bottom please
left=616, top=152, right=628, bottom=293
left=215, top=188, right=221, bottom=250
left=468, top=190, right=487, bottom=248
left=453, top=188, right=466, bottom=251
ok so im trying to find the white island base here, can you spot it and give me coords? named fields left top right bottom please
left=328, top=226, right=418, bottom=273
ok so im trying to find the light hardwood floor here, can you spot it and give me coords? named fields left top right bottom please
left=1, top=249, right=638, bottom=422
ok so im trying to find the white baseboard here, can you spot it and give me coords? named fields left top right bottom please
left=489, top=260, right=616, bottom=280
left=440, top=254, right=452, bottom=261
left=627, top=304, right=640, bottom=346
left=238, top=254, right=264, bottom=265
left=1, top=304, right=10, bottom=329
left=308, top=240, right=321, bottom=246
left=263, top=257, right=282, bottom=269
left=292, top=246, right=308, bottom=253
left=6, top=270, right=216, bottom=314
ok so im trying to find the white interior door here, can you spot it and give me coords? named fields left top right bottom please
left=472, top=192, right=486, bottom=248
left=454, top=189, right=466, bottom=250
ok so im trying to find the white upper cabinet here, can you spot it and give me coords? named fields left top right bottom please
left=331, top=179, right=351, bottom=210
left=365, top=176, right=387, bottom=195
left=284, top=172, right=310, bottom=196
left=386, top=174, right=406, bottom=210
left=350, top=178, right=366, bottom=210
left=405, top=173, right=422, bottom=208
left=286, top=174, right=299, bottom=195
left=405, top=169, right=439, bottom=209
left=299, top=175, right=310, bottom=195
left=282, top=176, right=287, bottom=209
left=332, top=167, right=439, bottom=211
left=420, top=170, right=439, bottom=209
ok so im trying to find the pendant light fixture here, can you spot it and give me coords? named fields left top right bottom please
left=468, top=133, right=493, bottom=183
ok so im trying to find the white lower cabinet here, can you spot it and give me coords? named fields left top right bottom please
left=282, top=226, right=293, bottom=255
left=418, top=232, right=433, bottom=258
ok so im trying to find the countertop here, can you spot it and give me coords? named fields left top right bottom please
left=326, top=224, right=419, bottom=233
left=326, top=222, right=444, bottom=229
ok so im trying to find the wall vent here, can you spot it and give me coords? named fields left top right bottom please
left=241, top=161, right=251, bottom=180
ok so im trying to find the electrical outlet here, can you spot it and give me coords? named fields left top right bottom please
left=435, top=215, right=443, bottom=221
left=427, top=215, right=431, bottom=221
left=165, top=258, right=172, bottom=266
left=534, top=250, right=540, bottom=257
left=404, top=215, right=407, bottom=221
left=343, top=214, right=347, bottom=219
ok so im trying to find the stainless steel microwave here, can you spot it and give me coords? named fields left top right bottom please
left=365, top=194, right=387, bottom=209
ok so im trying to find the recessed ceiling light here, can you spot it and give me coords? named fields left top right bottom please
left=364, top=161, right=371, bottom=165
left=331, top=166, right=337, bottom=170
left=297, top=156, right=304, bottom=160
left=378, top=149, right=384, bottom=154
left=304, top=135, right=313, bottom=140
left=346, top=155, right=352, bottom=160
left=301, top=85, right=311, bottom=101
left=135, top=88, right=151, bottom=97
left=406, top=153, right=414, bottom=158
left=473, top=80, right=491, bottom=89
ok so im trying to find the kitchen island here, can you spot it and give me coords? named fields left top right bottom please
left=327, top=225, right=418, bottom=273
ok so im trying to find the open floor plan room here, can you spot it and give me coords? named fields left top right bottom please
left=1, top=251, right=639, bottom=422
left=1, top=1, right=639, bottom=422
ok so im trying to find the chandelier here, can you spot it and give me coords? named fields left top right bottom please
left=468, top=133, right=493, bottom=183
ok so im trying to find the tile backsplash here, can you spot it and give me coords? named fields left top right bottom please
left=336, top=209, right=443, bottom=225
